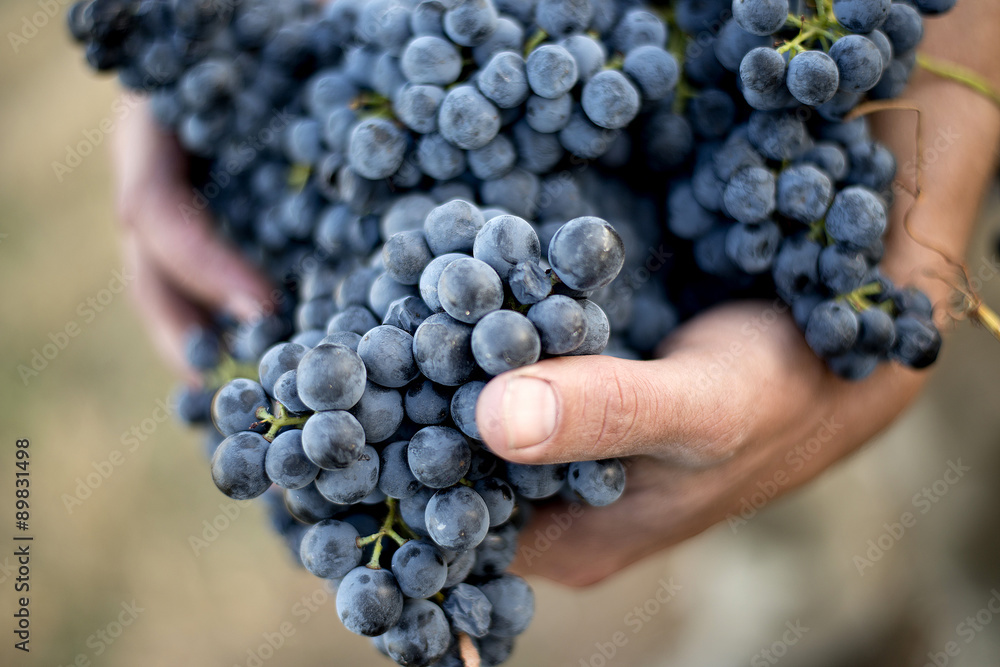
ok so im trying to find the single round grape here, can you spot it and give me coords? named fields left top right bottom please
left=525, top=44, right=578, bottom=99
left=581, top=70, right=640, bottom=130
left=472, top=310, right=541, bottom=375
left=301, top=410, right=366, bottom=469
left=382, top=599, right=451, bottom=666
left=401, top=35, right=462, bottom=85
left=265, top=429, right=319, bottom=490
left=357, top=325, right=419, bottom=388
left=527, top=295, right=588, bottom=355
left=506, top=462, right=568, bottom=499
left=568, top=459, right=626, bottom=506
left=443, top=583, right=493, bottom=638
left=299, top=519, right=362, bottom=579
left=450, top=381, right=485, bottom=440
left=379, top=441, right=422, bottom=499
left=211, top=431, right=271, bottom=500
left=296, top=344, right=367, bottom=412
left=479, top=574, right=535, bottom=637
left=547, top=216, right=625, bottom=291
left=336, top=566, right=404, bottom=637
left=391, top=540, right=448, bottom=599
left=425, top=485, right=490, bottom=551
left=413, top=313, right=477, bottom=386
left=473, top=477, right=515, bottom=526
left=211, top=378, right=269, bottom=437
left=408, top=426, right=471, bottom=488
left=350, top=381, right=405, bottom=443
left=438, top=257, right=504, bottom=324
left=315, top=444, right=380, bottom=504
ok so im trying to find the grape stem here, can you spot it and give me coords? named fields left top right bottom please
left=916, top=53, right=1000, bottom=109
left=840, top=282, right=884, bottom=312
left=253, top=404, right=311, bottom=442
left=205, top=354, right=259, bottom=389
left=523, top=29, right=548, bottom=56
left=358, top=498, right=410, bottom=569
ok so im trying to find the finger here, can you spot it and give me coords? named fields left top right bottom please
left=476, top=302, right=827, bottom=466
left=125, top=237, right=204, bottom=385
left=113, top=101, right=273, bottom=320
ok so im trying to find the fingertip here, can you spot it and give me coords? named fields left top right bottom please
left=476, top=374, right=560, bottom=461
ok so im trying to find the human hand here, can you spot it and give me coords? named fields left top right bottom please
left=112, top=101, right=273, bottom=381
left=476, top=300, right=930, bottom=586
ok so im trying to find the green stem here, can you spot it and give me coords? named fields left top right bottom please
left=254, top=404, right=311, bottom=442
left=917, top=53, right=1000, bottom=108
left=360, top=499, right=411, bottom=569
left=524, top=29, right=548, bottom=56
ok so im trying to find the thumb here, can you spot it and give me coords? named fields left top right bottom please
left=474, top=351, right=749, bottom=466
left=474, top=302, right=827, bottom=466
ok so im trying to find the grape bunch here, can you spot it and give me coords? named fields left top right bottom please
left=67, top=0, right=957, bottom=663
left=206, top=209, right=627, bottom=666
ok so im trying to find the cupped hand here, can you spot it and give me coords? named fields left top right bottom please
left=476, top=301, right=929, bottom=586
left=112, top=100, right=273, bottom=380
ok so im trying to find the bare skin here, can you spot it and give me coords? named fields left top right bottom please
left=111, top=2, right=1000, bottom=586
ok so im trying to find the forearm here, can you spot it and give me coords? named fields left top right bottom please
left=874, top=1, right=1000, bottom=306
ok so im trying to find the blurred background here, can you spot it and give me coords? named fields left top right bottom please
left=2, top=2, right=1000, bottom=666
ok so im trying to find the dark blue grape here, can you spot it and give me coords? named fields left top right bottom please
left=450, top=381, right=486, bottom=440
left=425, top=200, right=487, bottom=255
left=402, top=35, right=462, bottom=85
left=833, top=0, right=891, bottom=33
left=348, top=118, right=406, bottom=179
left=336, top=566, right=404, bottom=637
left=881, top=2, right=923, bottom=53
left=350, top=381, right=405, bottom=443
left=582, top=70, right=641, bottom=130
left=479, top=574, right=534, bottom=637
left=383, top=296, right=433, bottom=335
left=379, top=440, right=423, bottom=499
left=568, top=459, right=625, bottom=506
left=805, top=300, right=860, bottom=357
left=825, top=186, right=887, bottom=250
left=776, top=163, right=834, bottom=223
left=473, top=17, right=525, bottom=66
left=328, top=305, right=381, bottom=337
left=786, top=50, right=840, bottom=106
left=211, top=431, right=271, bottom=500
left=525, top=94, right=573, bottom=134
left=299, top=519, right=362, bottom=579
left=258, top=342, right=308, bottom=398
left=438, top=257, right=504, bottom=324
left=740, top=46, right=786, bottom=95
left=265, top=429, right=319, bottom=490
left=857, top=306, right=896, bottom=355
left=444, top=0, right=498, bottom=47
left=547, top=216, right=625, bottom=291
left=525, top=45, right=578, bottom=99
left=439, top=85, right=501, bottom=150
left=723, top=166, right=776, bottom=224
left=408, top=426, right=471, bottom=488
left=211, top=379, right=269, bottom=436
left=405, top=380, right=452, bottom=426
left=613, top=9, right=667, bottom=52
left=382, top=599, right=451, bottom=666
left=391, top=540, right=448, bottom=598
left=473, top=477, right=515, bottom=527
left=314, top=444, right=380, bottom=504
left=285, top=483, right=342, bottom=524
left=472, top=310, right=541, bottom=375
left=396, top=83, right=445, bottom=134
left=425, top=485, right=490, bottom=551
left=560, top=34, right=606, bottom=81
left=527, top=295, right=588, bottom=354
left=479, top=51, right=530, bottom=109
left=419, top=253, right=467, bottom=312
left=357, top=325, right=419, bottom=388
left=505, top=462, right=567, bottom=499
left=443, top=583, right=493, bottom=638
left=892, top=314, right=940, bottom=369
left=302, top=409, right=367, bottom=469
left=473, top=214, right=541, bottom=280
left=818, top=245, right=869, bottom=294
left=297, top=343, right=367, bottom=412
left=830, top=34, right=884, bottom=93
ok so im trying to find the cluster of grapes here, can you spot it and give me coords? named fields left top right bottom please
left=67, top=0, right=957, bottom=664
left=200, top=209, right=627, bottom=666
